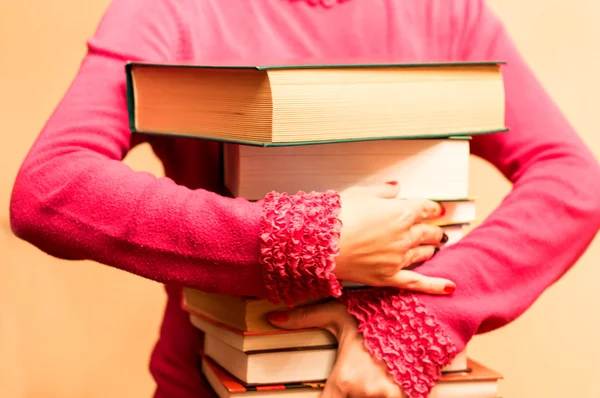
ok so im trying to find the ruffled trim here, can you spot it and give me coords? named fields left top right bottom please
left=291, top=0, right=351, bottom=8
left=259, top=191, right=343, bottom=306
left=342, top=288, right=458, bottom=398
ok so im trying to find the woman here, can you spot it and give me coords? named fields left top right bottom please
left=9, top=0, right=600, bottom=397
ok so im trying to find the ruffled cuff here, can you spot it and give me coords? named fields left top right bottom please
left=342, top=288, right=458, bottom=398
left=259, top=190, right=343, bottom=306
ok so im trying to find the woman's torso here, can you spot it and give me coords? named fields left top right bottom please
left=146, top=1, right=475, bottom=396
left=147, top=0, right=465, bottom=191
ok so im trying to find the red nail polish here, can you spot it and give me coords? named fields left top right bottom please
left=440, top=206, right=446, bottom=216
left=444, top=284, right=456, bottom=294
left=267, top=311, right=289, bottom=322
left=385, top=181, right=398, bottom=185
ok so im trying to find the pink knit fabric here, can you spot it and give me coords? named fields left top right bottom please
left=9, top=0, right=600, bottom=397
left=260, top=191, right=343, bottom=305
left=342, top=289, right=458, bottom=398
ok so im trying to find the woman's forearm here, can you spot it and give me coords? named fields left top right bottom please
left=9, top=0, right=343, bottom=303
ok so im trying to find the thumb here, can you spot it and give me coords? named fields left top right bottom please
left=267, top=302, right=345, bottom=336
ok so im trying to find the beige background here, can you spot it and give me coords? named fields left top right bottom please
left=1, top=1, right=599, bottom=397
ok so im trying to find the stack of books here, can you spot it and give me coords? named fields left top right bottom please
left=127, top=61, right=506, bottom=397
left=201, top=353, right=502, bottom=398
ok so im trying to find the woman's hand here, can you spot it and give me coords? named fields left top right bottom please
left=336, top=183, right=454, bottom=295
left=268, top=301, right=405, bottom=398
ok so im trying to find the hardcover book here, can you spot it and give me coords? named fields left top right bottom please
left=126, top=61, right=507, bottom=146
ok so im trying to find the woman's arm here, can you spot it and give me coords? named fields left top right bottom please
left=8, top=0, right=342, bottom=301
left=9, top=0, right=455, bottom=305
left=343, top=2, right=600, bottom=397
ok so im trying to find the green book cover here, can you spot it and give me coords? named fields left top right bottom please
left=126, top=59, right=505, bottom=71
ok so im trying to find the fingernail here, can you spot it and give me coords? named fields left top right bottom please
left=385, top=181, right=398, bottom=185
left=440, top=205, right=446, bottom=216
left=267, top=311, right=289, bottom=323
left=444, top=284, right=456, bottom=294
left=441, top=233, right=449, bottom=243
left=433, top=247, right=440, bottom=255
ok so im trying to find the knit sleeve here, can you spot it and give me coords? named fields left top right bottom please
left=343, top=2, right=600, bottom=397
left=8, top=0, right=342, bottom=302
left=260, top=191, right=343, bottom=305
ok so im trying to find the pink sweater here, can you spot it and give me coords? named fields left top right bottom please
left=10, top=0, right=600, bottom=397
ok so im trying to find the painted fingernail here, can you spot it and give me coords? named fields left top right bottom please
left=267, top=311, right=289, bottom=322
left=440, top=205, right=446, bottom=216
left=385, top=180, right=398, bottom=185
left=444, top=284, right=456, bottom=294
left=441, top=233, right=449, bottom=243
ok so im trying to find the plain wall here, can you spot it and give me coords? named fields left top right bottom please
left=0, top=1, right=598, bottom=397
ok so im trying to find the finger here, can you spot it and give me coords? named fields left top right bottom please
left=408, top=223, right=445, bottom=246
left=403, top=245, right=439, bottom=267
left=403, top=199, right=443, bottom=223
left=386, top=270, right=456, bottom=295
left=266, top=301, right=347, bottom=337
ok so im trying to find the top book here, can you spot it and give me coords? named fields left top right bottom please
left=126, top=61, right=507, bottom=146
